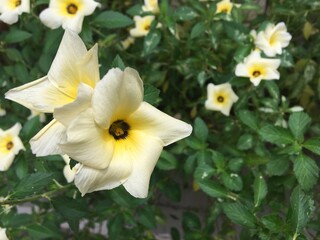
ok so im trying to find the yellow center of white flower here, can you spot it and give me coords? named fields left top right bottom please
left=142, top=22, right=151, bottom=31
left=252, top=70, right=261, bottom=77
left=249, top=65, right=265, bottom=78
left=67, top=3, right=78, bottom=14
left=6, top=141, right=14, bottom=150
left=14, top=0, right=21, bottom=7
left=217, top=2, right=232, bottom=14
left=109, top=120, right=130, bottom=140
left=269, top=33, right=278, bottom=46
left=0, top=135, right=14, bottom=153
left=217, top=96, right=225, bottom=103
left=8, top=0, right=21, bottom=9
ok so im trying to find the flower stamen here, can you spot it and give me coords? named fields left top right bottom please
left=109, top=120, right=130, bottom=140
left=6, top=141, right=14, bottom=151
left=217, top=96, right=224, bottom=103
left=67, top=3, right=78, bottom=15
left=14, top=0, right=21, bottom=7
left=252, top=70, right=261, bottom=77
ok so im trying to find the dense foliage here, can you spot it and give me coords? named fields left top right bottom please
left=0, top=0, right=320, bottom=239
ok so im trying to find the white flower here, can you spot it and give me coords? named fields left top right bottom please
left=62, top=154, right=81, bottom=183
left=28, top=110, right=46, bottom=123
left=39, top=0, right=100, bottom=33
left=0, top=123, right=25, bottom=171
left=121, top=36, right=135, bottom=50
left=205, top=83, right=238, bottom=116
left=254, top=22, right=292, bottom=57
left=0, top=107, right=6, bottom=117
left=0, top=227, right=8, bottom=240
left=5, top=30, right=100, bottom=157
left=142, top=0, right=159, bottom=14
left=0, top=0, right=29, bottom=24
left=289, top=106, right=303, bottom=112
left=215, top=0, right=234, bottom=14
left=130, top=15, right=155, bottom=37
left=235, top=50, right=281, bottom=86
left=58, top=67, right=192, bottom=198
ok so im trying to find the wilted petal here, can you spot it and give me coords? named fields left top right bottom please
left=60, top=109, right=114, bottom=169
left=30, top=119, right=66, bottom=156
left=92, top=67, right=143, bottom=128
left=128, top=102, right=192, bottom=146
left=54, top=83, right=93, bottom=127
left=5, top=76, right=74, bottom=113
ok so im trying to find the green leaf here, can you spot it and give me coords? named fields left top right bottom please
left=194, top=163, right=214, bottom=181
left=222, top=173, right=243, bottom=191
left=190, top=22, right=206, bottom=39
left=222, top=202, right=256, bottom=228
left=93, top=11, right=133, bottom=29
left=266, top=157, right=289, bottom=176
left=237, top=134, right=253, bottom=150
left=11, top=173, right=53, bottom=198
left=137, top=206, right=156, bottom=229
left=21, top=116, right=41, bottom=139
left=288, top=112, right=311, bottom=141
left=290, top=187, right=313, bottom=235
left=303, top=137, right=320, bottom=155
left=293, top=154, right=319, bottom=190
left=27, top=224, right=60, bottom=239
left=111, top=55, right=126, bottom=70
left=233, top=45, right=252, bottom=63
left=157, top=150, right=178, bottom=170
left=265, top=81, right=280, bottom=102
left=174, top=6, right=198, bottom=21
left=211, top=150, right=225, bottom=169
left=253, top=174, right=267, bottom=207
left=198, top=179, right=235, bottom=200
left=143, top=84, right=160, bottom=105
left=5, top=30, right=32, bottom=43
left=194, top=117, right=208, bottom=142
left=108, top=214, right=124, bottom=239
left=6, top=48, right=22, bottom=61
left=223, top=21, right=249, bottom=43
left=143, top=29, right=161, bottom=55
left=228, top=158, right=243, bottom=172
left=238, top=110, right=259, bottom=130
left=259, top=125, right=294, bottom=145
left=182, top=212, right=201, bottom=231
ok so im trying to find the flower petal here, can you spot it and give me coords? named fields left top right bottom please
left=0, top=12, right=19, bottom=25
left=0, top=151, right=15, bottom=171
left=5, top=76, right=74, bottom=113
left=62, top=15, right=84, bottom=33
left=81, top=0, right=101, bottom=15
left=54, top=83, right=93, bottom=127
left=30, top=119, right=66, bottom=156
left=92, top=67, right=143, bottom=128
left=128, top=102, right=192, bottom=146
left=60, top=109, right=114, bottom=169
left=39, top=8, right=63, bottom=29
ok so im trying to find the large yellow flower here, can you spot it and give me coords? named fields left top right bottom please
left=5, top=30, right=100, bottom=156
left=0, top=0, right=30, bottom=24
left=0, top=123, right=25, bottom=171
left=58, top=68, right=193, bottom=198
left=39, top=0, right=100, bottom=33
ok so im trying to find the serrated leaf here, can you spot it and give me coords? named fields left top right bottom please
left=93, top=11, right=133, bottom=29
left=293, top=154, right=319, bottom=190
left=194, top=117, right=208, bottom=142
left=157, top=150, right=178, bottom=170
left=290, top=186, right=313, bottom=235
left=303, top=137, right=320, bottom=155
left=222, top=202, right=256, bottom=228
left=237, top=134, right=253, bottom=150
left=222, top=173, right=243, bottom=191
left=266, top=158, right=289, bottom=176
left=259, top=125, right=294, bottom=145
left=174, top=6, right=198, bottom=21
left=194, top=163, right=214, bottom=181
left=143, top=84, right=160, bottom=105
left=265, top=81, right=280, bottom=102
left=198, top=179, right=235, bottom=200
left=190, top=22, right=206, bottom=39
left=253, top=174, right=267, bottom=207
left=238, top=110, right=258, bottom=130
left=288, top=112, right=311, bottom=141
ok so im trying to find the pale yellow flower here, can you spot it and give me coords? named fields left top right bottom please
left=216, top=0, right=233, bottom=14
left=0, top=107, right=6, bottom=117
left=235, top=50, right=281, bottom=86
left=5, top=30, right=100, bottom=157
left=121, top=36, right=135, bottom=50
left=62, top=154, right=81, bottom=183
left=205, top=83, right=238, bottom=116
left=130, top=15, right=155, bottom=37
left=0, top=123, right=25, bottom=171
left=59, top=67, right=192, bottom=198
left=0, top=0, right=29, bottom=24
left=142, top=0, right=159, bottom=14
left=254, top=22, right=292, bottom=57
left=39, top=0, right=100, bottom=33
left=0, top=227, right=8, bottom=240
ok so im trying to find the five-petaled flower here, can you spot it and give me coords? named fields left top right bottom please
left=58, top=67, right=193, bottom=198
left=0, top=0, right=29, bottom=24
left=235, top=50, right=281, bottom=86
left=0, top=123, right=25, bottom=171
left=39, top=0, right=100, bottom=33
left=254, top=22, right=292, bottom=57
left=205, top=83, right=238, bottom=116
left=142, top=0, right=159, bottom=14
left=130, top=15, right=155, bottom=37
left=216, top=0, right=234, bottom=14
left=5, top=29, right=100, bottom=157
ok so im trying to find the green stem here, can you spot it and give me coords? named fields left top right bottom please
left=0, top=184, right=73, bottom=206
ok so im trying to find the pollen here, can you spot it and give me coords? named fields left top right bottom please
left=252, top=70, right=261, bottom=77
left=109, top=120, right=130, bottom=140
left=67, top=3, right=78, bottom=15
left=6, top=141, right=14, bottom=151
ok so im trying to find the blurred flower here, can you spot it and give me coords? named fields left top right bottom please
left=216, top=0, right=236, bottom=14
left=28, top=110, right=46, bottom=123
left=5, top=30, right=99, bottom=157
left=62, top=154, right=81, bottom=183
left=289, top=106, right=303, bottom=112
left=235, top=50, right=281, bottom=86
left=0, top=107, right=6, bottom=117
left=130, top=15, right=155, bottom=37
left=39, top=0, right=100, bottom=33
left=59, top=67, right=192, bottom=198
left=121, top=36, right=135, bottom=49
left=205, top=83, right=238, bottom=116
left=0, top=227, right=8, bottom=240
left=142, top=0, right=159, bottom=14
left=255, top=22, right=292, bottom=57
left=0, top=123, right=25, bottom=171
left=0, top=0, right=29, bottom=24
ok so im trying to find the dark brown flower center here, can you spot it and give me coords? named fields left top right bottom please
left=67, top=3, right=78, bottom=14
left=109, top=120, right=130, bottom=140
left=253, top=70, right=261, bottom=77
left=15, top=0, right=21, bottom=7
left=217, top=96, right=224, bottom=103
left=6, top=141, right=14, bottom=150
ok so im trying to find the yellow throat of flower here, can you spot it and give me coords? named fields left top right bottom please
left=217, top=3, right=233, bottom=14
left=60, top=1, right=82, bottom=16
left=249, top=65, right=265, bottom=78
left=0, top=135, right=14, bottom=153
left=9, top=0, right=21, bottom=9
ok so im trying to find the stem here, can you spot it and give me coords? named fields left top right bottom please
left=0, top=184, right=73, bottom=206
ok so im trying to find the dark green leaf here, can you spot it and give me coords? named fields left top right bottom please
left=5, top=30, right=32, bottom=43
left=137, top=206, right=156, bottom=229
left=288, top=112, right=311, bottom=141
left=174, top=6, right=198, bottom=21
left=259, top=125, right=294, bottom=145
left=266, top=157, right=289, bottom=176
left=238, top=110, right=259, bottom=130
left=198, top=179, right=235, bottom=200
left=303, top=137, right=320, bottom=155
left=157, top=150, right=178, bottom=170
left=143, top=29, right=161, bottom=55
left=222, top=202, right=256, bottom=228
left=194, top=117, right=208, bottom=142
left=108, top=214, right=124, bottom=239
left=265, top=81, right=280, bottom=102
left=93, top=11, right=133, bottom=29
left=111, top=55, right=126, bottom=70
left=222, top=173, right=243, bottom=191
left=228, top=158, right=243, bottom=172
left=27, top=224, right=60, bottom=239
left=182, top=212, right=201, bottom=231
left=190, top=22, right=206, bottom=39
left=253, top=174, right=267, bottom=207
left=293, top=154, right=319, bottom=190
left=143, top=84, right=160, bottom=105
left=194, top=163, right=214, bottom=181
left=237, top=134, right=253, bottom=150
